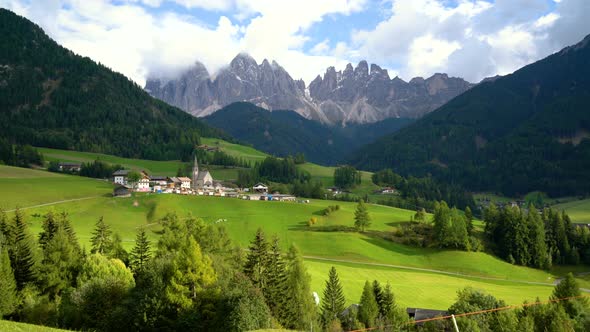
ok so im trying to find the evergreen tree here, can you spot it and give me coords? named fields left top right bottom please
left=372, top=280, right=384, bottom=318
left=11, top=208, right=38, bottom=290
left=465, top=206, right=474, bottom=235
left=39, top=223, right=82, bottom=298
left=0, top=240, right=17, bottom=316
left=90, top=216, right=112, bottom=255
left=244, top=228, right=269, bottom=290
left=527, top=205, right=550, bottom=269
left=38, top=210, right=59, bottom=249
left=284, top=245, right=317, bottom=330
left=167, top=236, right=216, bottom=309
left=321, top=266, right=346, bottom=325
left=358, top=280, right=379, bottom=328
left=414, top=208, right=426, bottom=222
left=381, top=283, right=404, bottom=328
left=354, top=200, right=371, bottom=232
left=130, top=227, right=151, bottom=273
left=552, top=273, right=587, bottom=318
left=110, top=233, right=129, bottom=264
left=265, top=236, right=288, bottom=325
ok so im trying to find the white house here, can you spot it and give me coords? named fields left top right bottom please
left=253, top=183, right=268, bottom=193
left=113, top=169, right=130, bottom=185
left=178, top=177, right=192, bottom=190
left=150, top=176, right=167, bottom=192
left=137, top=171, right=151, bottom=192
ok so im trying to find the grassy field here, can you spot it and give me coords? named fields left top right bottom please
left=0, top=320, right=68, bottom=332
left=553, top=198, right=590, bottom=224
left=1, top=165, right=572, bottom=311
left=0, top=165, right=113, bottom=210
left=201, top=137, right=268, bottom=163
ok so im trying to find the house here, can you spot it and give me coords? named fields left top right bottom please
left=178, top=177, right=192, bottom=190
left=113, top=184, right=132, bottom=197
left=58, top=162, right=82, bottom=172
left=150, top=176, right=167, bottom=192
left=168, top=177, right=182, bottom=189
left=406, top=308, right=448, bottom=325
left=379, top=187, right=398, bottom=195
left=113, top=169, right=130, bottom=185
left=253, top=183, right=268, bottom=193
left=137, top=171, right=151, bottom=192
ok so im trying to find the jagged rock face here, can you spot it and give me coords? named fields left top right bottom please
left=309, top=62, right=474, bottom=124
left=145, top=54, right=473, bottom=125
left=146, top=54, right=327, bottom=122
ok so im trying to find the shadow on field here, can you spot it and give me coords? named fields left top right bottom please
left=288, top=222, right=356, bottom=233
left=361, top=236, right=429, bottom=256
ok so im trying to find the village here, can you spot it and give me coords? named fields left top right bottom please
left=109, top=156, right=298, bottom=202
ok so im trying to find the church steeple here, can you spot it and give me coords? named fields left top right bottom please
left=192, top=154, right=199, bottom=190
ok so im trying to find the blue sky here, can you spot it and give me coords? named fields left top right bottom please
left=1, top=0, right=589, bottom=85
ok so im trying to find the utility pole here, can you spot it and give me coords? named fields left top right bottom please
left=451, top=314, right=460, bottom=332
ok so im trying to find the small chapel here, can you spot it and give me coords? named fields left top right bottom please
left=192, top=155, right=214, bottom=190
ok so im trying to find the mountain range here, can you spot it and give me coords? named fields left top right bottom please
left=351, top=33, right=590, bottom=196
left=145, top=55, right=473, bottom=125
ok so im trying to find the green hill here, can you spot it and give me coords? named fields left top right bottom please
left=0, top=9, right=226, bottom=161
left=204, top=102, right=412, bottom=165
left=351, top=34, right=590, bottom=197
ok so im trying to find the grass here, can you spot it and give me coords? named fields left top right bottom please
left=553, top=198, right=590, bottom=224
left=38, top=147, right=186, bottom=176
left=306, top=260, right=554, bottom=309
left=0, top=165, right=113, bottom=210
left=201, top=137, right=268, bottom=164
left=1, top=164, right=576, bottom=312
left=0, top=321, right=68, bottom=332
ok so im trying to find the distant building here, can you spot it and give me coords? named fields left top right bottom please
left=178, top=177, right=192, bottom=190
left=406, top=308, right=448, bottom=325
left=253, top=183, right=268, bottom=193
left=58, top=162, right=82, bottom=172
left=137, top=171, right=151, bottom=192
left=113, top=169, right=130, bottom=185
left=192, top=155, right=214, bottom=189
left=113, top=184, right=132, bottom=197
left=150, top=176, right=167, bottom=192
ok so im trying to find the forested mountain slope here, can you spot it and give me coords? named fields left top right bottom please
left=204, top=102, right=413, bottom=164
left=0, top=9, right=226, bottom=161
left=351, top=34, right=590, bottom=196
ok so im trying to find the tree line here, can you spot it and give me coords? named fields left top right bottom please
left=0, top=141, right=43, bottom=168
left=484, top=204, right=590, bottom=268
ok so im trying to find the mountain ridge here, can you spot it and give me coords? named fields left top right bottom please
left=145, top=55, right=473, bottom=125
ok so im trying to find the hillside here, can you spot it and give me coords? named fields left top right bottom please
left=0, top=9, right=225, bottom=161
left=204, top=102, right=413, bottom=164
left=351, top=33, right=590, bottom=197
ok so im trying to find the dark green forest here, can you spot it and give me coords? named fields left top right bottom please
left=351, top=33, right=590, bottom=197
left=0, top=9, right=227, bottom=162
left=204, top=102, right=413, bottom=165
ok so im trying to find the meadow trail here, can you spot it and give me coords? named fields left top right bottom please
left=303, top=256, right=590, bottom=291
left=5, top=196, right=101, bottom=212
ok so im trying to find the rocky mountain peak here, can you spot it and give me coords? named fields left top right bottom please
left=354, top=60, right=369, bottom=79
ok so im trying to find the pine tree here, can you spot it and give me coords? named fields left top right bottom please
left=0, top=208, right=14, bottom=249
left=130, top=227, right=151, bottom=273
left=380, top=283, right=397, bottom=321
left=284, top=244, right=317, bottom=330
left=39, top=224, right=82, bottom=298
left=465, top=206, right=474, bottom=235
left=244, top=228, right=270, bottom=290
left=321, top=266, right=346, bottom=325
left=354, top=200, right=371, bottom=232
left=372, top=280, right=384, bottom=317
left=265, top=236, right=289, bottom=325
left=90, top=216, right=112, bottom=255
left=11, top=208, right=38, bottom=290
left=527, top=205, right=550, bottom=269
left=0, top=240, right=17, bottom=316
left=110, top=233, right=129, bottom=264
left=552, top=273, right=587, bottom=317
left=358, top=280, right=379, bottom=328
left=38, top=210, right=60, bottom=249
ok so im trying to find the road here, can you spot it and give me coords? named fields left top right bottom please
left=4, top=196, right=101, bottom=212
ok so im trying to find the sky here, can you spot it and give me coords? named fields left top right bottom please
left=1, top=0, right=589, bottom=86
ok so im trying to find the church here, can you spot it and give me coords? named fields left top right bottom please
left=191, top=155, right=214, bottom=190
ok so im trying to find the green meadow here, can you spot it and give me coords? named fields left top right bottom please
left=0, top=320, right=68, bottom=332
left=1, top=165, right=569, bottom=310
left=553, top=198, right=590, bottom=224
left=0, top=165, right=113, bottom=210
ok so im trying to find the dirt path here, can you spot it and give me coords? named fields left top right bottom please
left=5, top=196, right=101, bottom=212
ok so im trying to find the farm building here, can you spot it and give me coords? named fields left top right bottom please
left=253, top=183, right=268, bottom=193
left=406, top=308, right=448, bottom=324
left=113, top=185, right=132, bottom=197
left=113, top=169, right=130, bottom=185
left=58, top=162, right=82, bottom=172
left=137, top=171, right=151, bottom=192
